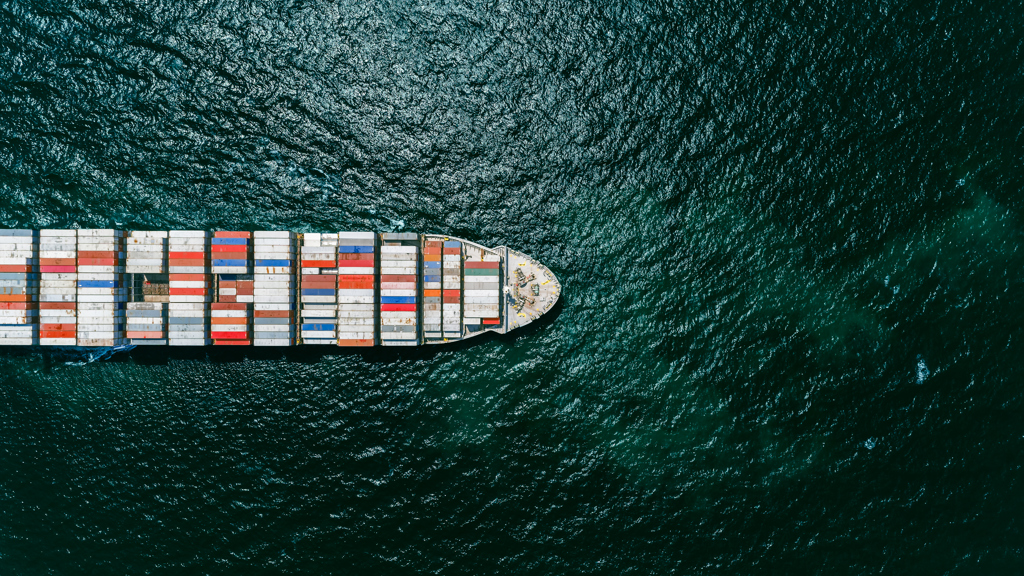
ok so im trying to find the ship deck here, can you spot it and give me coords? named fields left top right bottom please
left=0, top=229, right=561, bottom=347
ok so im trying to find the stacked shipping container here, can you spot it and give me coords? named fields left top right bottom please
left=463, top=245, right=501, bottom=331
left=211, top=231, right=252, bottom=345
left=442, top=240, right=462, bottom=340
left=0, top=229, right=535, bottom=349
left=0, top=230, right=38, bottom=345
left=380, top=232, right=418, bottom=346
left=76, top=230, right=126, bottom=347
left=126, top=231, right=168, bottom=345
left=422, top=237, right=443, bottom=340
left=253, top=231, right=296, bottom=346
left=168, top=231, right=210, bottom=346
left=39, top=230, right=77, bottom=345
left=336, top=232, right=376, bottom=346
left=299, top=232, right=339, bottom=344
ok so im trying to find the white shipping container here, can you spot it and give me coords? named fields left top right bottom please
left=168, top=295, right=208, bottom=303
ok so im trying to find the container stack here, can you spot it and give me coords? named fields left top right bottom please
left=0, top=230, right=39, bottom=345
left=422, top=237, right=443, bottom=340
left=463, top=245, right=501, bottom=332
left=125, top=231, right=169, bottom=345
left=253, top=231, right=296, bottom=346
left=210, top=231, right=252, bottom=345
left=336, top=232, right=376, bottom=347
left=168, top=230, right=210, bottom=346
left=442, top=239, right=462, bottom=340
left=380, top=232, right=418, bottom=346
left=39, top=229, right=78, bottom=345
left=75, top=229, right=126, bottom=346
left=298, top=232, right=339, bottom=345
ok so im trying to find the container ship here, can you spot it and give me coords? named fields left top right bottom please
left=0, top=230, right=560, bottom=347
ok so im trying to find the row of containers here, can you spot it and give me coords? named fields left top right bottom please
left=0, top=229, right=503, bottom=346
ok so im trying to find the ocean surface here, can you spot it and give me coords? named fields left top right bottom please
left=2, top=0, right=1023, bottom=573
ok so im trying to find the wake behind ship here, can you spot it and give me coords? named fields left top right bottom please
left=0, top=230, right=560, bottom=347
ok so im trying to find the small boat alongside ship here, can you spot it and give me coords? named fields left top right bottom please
left=0, top=229, right=560, bottom=348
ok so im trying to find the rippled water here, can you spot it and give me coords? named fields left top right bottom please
left=2, top=0, right=1024, bottom=573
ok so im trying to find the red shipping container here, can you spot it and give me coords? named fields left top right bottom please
left=442, top=297, right=461, bottom=303
left=301, top=260, right=336, bottom=268
left=214, top=339, right=252, bottom=345
left=39, top=266, right=76, bottom=272
left=381, top=304, right=417, bottom=311
left=0, top=295, right=32, bottom=302
left=169, top=273, right=207, bottom=281
left=169, top=288, right=208, bottom=296
left=337, top=339, right=373, bottom=347
left=40, top=303, right=76, bottom=310
left=127, top=331, right=163, bottom=339
left=0, top=265, right=33, bottom=273
left=302, top=281, right=336, bottom=289
left=40, top=323, right=76, bottom=330
left=40, top=330, right=76, bottom=338
left=211, top=303, right=247, bottom=311
left=339, top=281, right=374, bottom=290
left=465, top=262, right=499, bottom=269
left=217, top=296, right=237, bottom=302
left=77, top=251, right=118, bottom=259
left=214, top=231, right=251, bottom=238
left=168, top=251, right=205, bottom=259
left=443, top=248, right=460, bottom=255
left=212, top=245, right=248, bottom=253
left=211, top=332, right=248, bottom=339
left=444, top=290, right=461, bottom=297
left=40, top=258, right=75, bottom=266
left=0, top=303, right=36, bottom=310
left=254, top=310, right=291, bottom=318
left=77, top=258, right=116, bottom=266
left=482, top=318, right=500, bottom=325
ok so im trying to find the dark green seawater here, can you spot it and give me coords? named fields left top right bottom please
left=2, top=0, right=1024, bottom=573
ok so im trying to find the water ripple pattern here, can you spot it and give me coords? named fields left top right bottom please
left=2, top=0, right=1023, bottom=573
